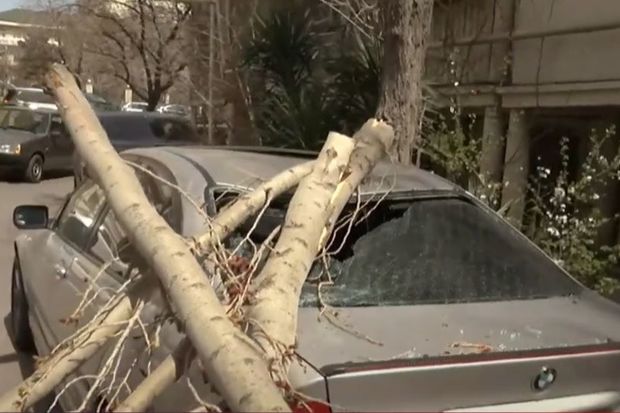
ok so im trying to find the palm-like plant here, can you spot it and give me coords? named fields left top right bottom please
left=242, top=3, right=439, bottom=151
left=244, top=6, right=338, bottom=149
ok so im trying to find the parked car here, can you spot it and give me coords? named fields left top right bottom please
left=121, top=101, right=148, bottom=112
left=10, top=146, right=620, bottom=412
left=3, top=87, right=58, bottom=111
left=72, top=111, right=201, bottom=187
left=0, top=105, right=74, bottom=182
left=156, top=103, right=191, bottom=118
left=84, top=93, right=119, bottom=112
left=3, top=86, right=118, bottom=113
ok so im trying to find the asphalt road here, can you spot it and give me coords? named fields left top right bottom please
left=0, top=175, right=72, bottom=411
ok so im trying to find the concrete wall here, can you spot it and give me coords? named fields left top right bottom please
left=429, top=0, right=620, bottom=95
left=512, top=0, right=620, bottom=85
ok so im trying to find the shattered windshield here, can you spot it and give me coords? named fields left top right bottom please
left=221, top=194, right=582, bottom=307
left=297, top=197, right=582, bottom=307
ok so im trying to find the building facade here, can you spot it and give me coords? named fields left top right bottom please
left=428, top=0, right=620, bottom=244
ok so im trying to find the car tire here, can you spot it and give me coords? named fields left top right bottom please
left=24, top=154, right=43, bottom=183
left=10, top=258, right=36, bottom=353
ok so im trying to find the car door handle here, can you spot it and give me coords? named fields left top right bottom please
left=54, top=263, right=67, bottom=278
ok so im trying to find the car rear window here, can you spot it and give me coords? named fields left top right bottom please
left=297, top=197, right=582, bottom=307
left=222, top=194, right=581, bottom=307
left=99, top=116, right=199, bottom=143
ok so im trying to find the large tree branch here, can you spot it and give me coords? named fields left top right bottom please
left=0, top=278, right=155, bottom=411
left=45, top=64, right=289, bottom=412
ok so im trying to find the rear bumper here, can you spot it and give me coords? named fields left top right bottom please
left=446, top=391, right=620, bottom=412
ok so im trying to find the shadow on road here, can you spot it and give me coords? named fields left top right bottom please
left=0, top=170, right=72, bottom=184
left=2, top=315, right=63, bottom=413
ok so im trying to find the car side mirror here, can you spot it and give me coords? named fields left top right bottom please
left=13, top=205, right=49, bottom=229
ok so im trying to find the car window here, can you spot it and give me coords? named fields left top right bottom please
left=89, top=208, right=131, bottom=277
left=0, top=108, right=50, bottom=134
left=149, top=118, right=198, bottom=143
left=99, top=117, right=151, bottom=141
left=297, top=197, right=582, bottom=307
left=50, top=116, right=69, bottom=138
left=87, top=161, right=180, bottom=277
left=99, top=116, right=197, bottom=143
left=55, top=180, right=106, bottom=249
left=219, top=193, right=582, bottom=307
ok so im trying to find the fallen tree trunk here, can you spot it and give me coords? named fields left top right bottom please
left=46, top=64, right=289, bottom=412
left=192, top=162, right=314, bottom=256
left=1, top=63, right=396, bottom=412
left=320, top=119, right=395, bottom=248
left=248, top=122, right=393, bottom=365
left=249, top=132, right=354, bottom=364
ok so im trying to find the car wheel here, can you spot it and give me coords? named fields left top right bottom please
left=10, top=258, right=36, bottom=353
left=24, top=154, right=43, bottom=183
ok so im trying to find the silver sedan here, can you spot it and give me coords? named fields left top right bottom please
left=10, top=146, right=620, bottom=412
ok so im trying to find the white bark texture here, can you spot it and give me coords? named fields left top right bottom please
left=320, top=119, right=395, bottom=248
left=3, top=63, right=396, bottom=412
left=0, top=281, right=154, bottom=411
left=248, top=122, right=393, bottom=371
left=192, top=162, right=314, bottom=255
left=116, top=162, right=319, bottom=412
left=248, top=133, right=355, bottom=357
left=45, top=64, right=289, bottom=412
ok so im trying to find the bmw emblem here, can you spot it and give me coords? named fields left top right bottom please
left=532, top=366, right=557, bottom=391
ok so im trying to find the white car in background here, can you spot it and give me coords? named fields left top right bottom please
left=3, top=87, right=58, bottom=111
left=156, top=103, right=191, bottom=118
left=121, top=102, right=148, bottom=112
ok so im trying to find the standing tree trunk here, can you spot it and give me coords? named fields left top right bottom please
left=376, top=0, right=434, bottom=164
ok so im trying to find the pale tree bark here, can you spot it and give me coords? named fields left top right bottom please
left=0, top=279, right=154, bottom=411
left=2, top=62, right=396, bottom=412
left=248, top=132, right=355, bottom=362
left=376, top=0, right=434, bottom=164
left=45, top=64, right=288, bottom=412
left=248, top=119, right=394, bottom=372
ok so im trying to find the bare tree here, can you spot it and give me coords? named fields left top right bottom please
left=79, top=0, right=191, bottom=110
left=16, top=29, right=60, bottom=85
left=187, top=0, right=261, bottom=145
left=376, top=0, right=434, bottom=164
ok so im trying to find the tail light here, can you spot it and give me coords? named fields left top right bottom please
left=291, top=401, right=332, bottom=413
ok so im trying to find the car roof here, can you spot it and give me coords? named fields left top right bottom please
left=97, top=111, right=186, bottom=120
left=126, top=145, right=458, bottom=195
left=0, top=104, right=55, bottom=114
left=12, top=87, right=45, bottom=92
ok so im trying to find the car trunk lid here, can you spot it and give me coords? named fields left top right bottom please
left=296, top=291, right=620, bottom=411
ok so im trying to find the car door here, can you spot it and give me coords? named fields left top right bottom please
left=27, top=180, right=107, bottom=346
left=48, top=115, right=74, bottom=171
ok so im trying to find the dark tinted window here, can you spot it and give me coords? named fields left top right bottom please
left=299, top=198, right=581, bottom=307
left=99, top=116, right=198, bottom=143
